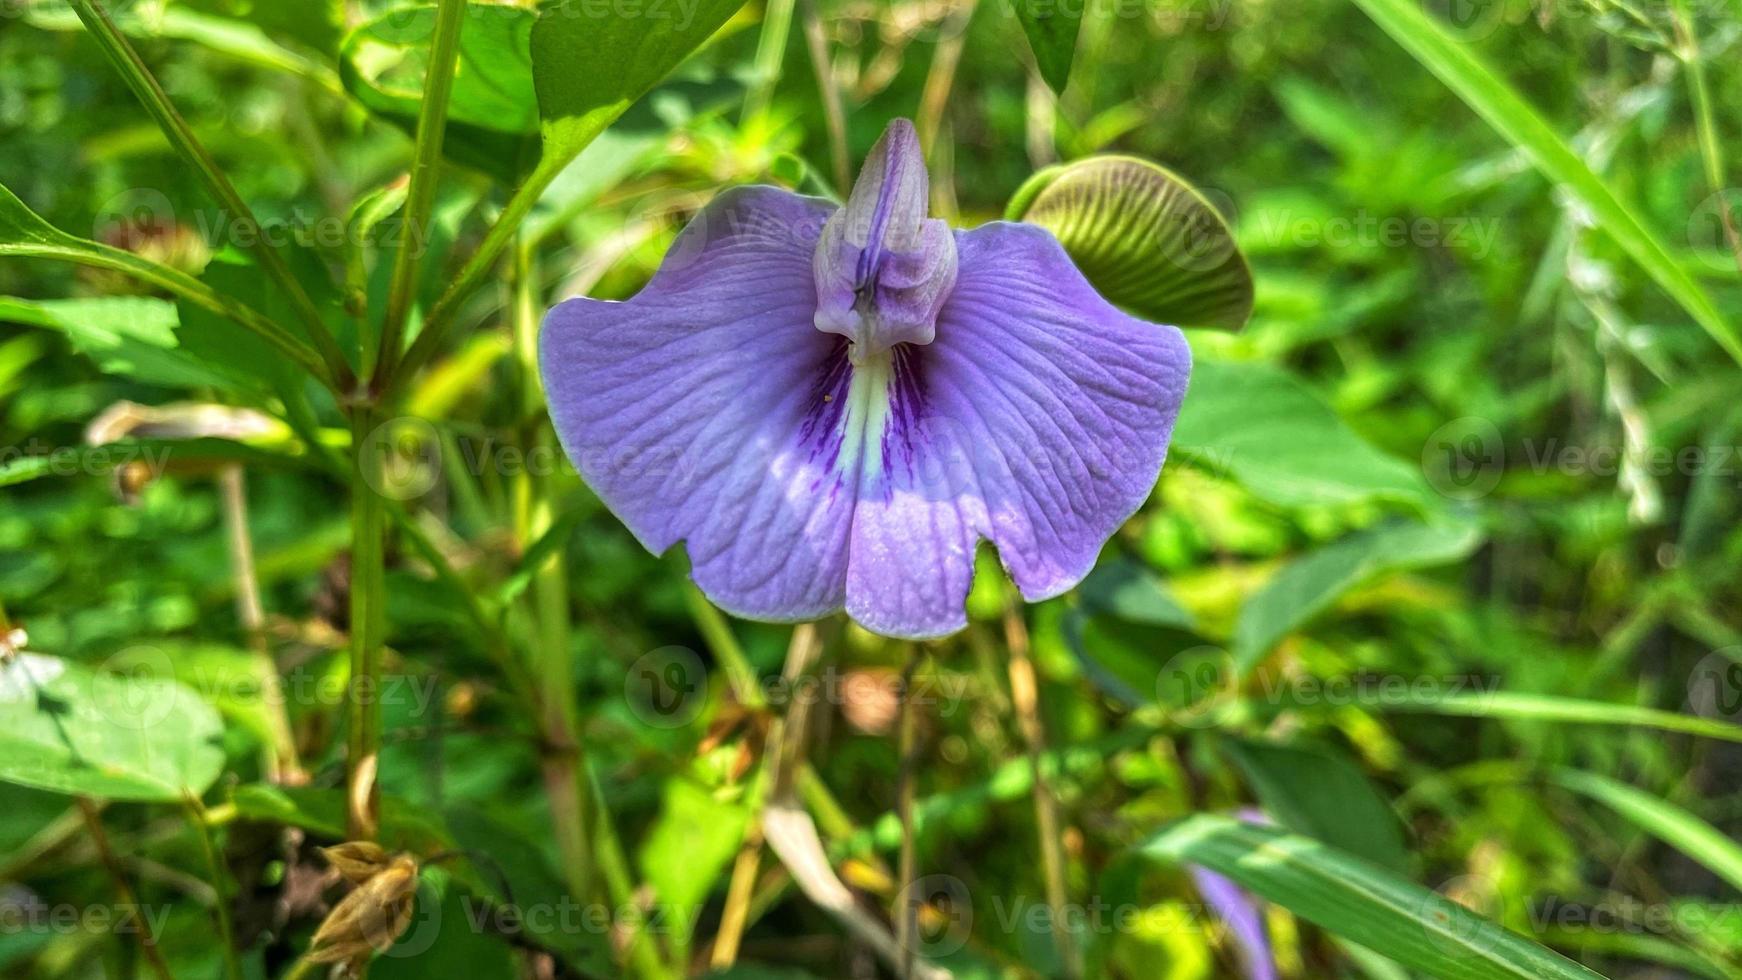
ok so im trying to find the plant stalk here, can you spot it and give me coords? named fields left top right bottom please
left=894, top=646, right=924, bottom=979
left=1004, top=606, right=1080, bottom=980
left=346, top=406, right=388, bottom=841
left=371, top=0, right=469, bottom=387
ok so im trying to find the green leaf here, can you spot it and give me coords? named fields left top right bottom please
left=530, top=0, right=747, bottom=166
left=227, top=783, right=453, bottom=853
left=0, top=295, right=226, bottom=390
left=1012, top=0, right=1083, bottom=94
left=1377, top=692, right=1742, bottom=745
left=1010, top=156, right=1253, bottom=329
left=638, top=780, right=749, bottom=951
left=1233, top=520, right=1483, bottom=671
left=1550, top=769, right=1742, bottom=893
left=1173, top=359, right=1437, bottom=510
left=1064, top=559, right=1202, bottom=708
left=340, top=4, right=542, bottom=183
left=374, top=867, right=517, bottom=978
left=106, top=644, right=285, bottom=757
left=0, top=182, right=334, bottom=385
left=1222, top=737, right=1412, bottom=874
left=1076, top=557, right=1197, bottom=629
left=24, top=5, right=341, bottom=93
left=1348, top=0, right=1742, bottom=366
left=1133, top=814, right=1608, bottom=980
left=0, top=653, right=225, bottom=802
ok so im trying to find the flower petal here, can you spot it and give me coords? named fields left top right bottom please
left=539, top=186, right=854, bottom=621
left=844, top=221, right=1191, bottom=636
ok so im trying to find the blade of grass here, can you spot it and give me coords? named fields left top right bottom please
left=67, top=0, right=353, bottom=390
left=1551, top=769, right=1742, bottom=893
left=1349, top=0, right=1742, bottom=366
left=1377, top=691, right=1742, bottom=744
left=1134, top=815, right=1608, bottom=980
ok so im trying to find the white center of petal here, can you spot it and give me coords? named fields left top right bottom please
left=835, top=351, right=895, bottom=483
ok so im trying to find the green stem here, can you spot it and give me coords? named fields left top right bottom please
left=685, top=585, right=764, bottom=708
left=587, top=761, right=676, bottom=979
left=504, top=237, right=601, bottom=935
left=387, top=155, right=568, bottom=398
left=1671, top=0, right=1742, bottom=274
left=346, top=406, right=388, bottom=841
left=372, top=0, right=469, bottom=388
left=742, top=0, right=797, bottom=122
left=66, top=0, right=352, bottom=391
left=894, top=647, right=922, bottom=979
left=78, top=798, right=175, bottom=980
left=184, top=798, right=243, bottom=980
left=1003, top=607, right=1080, bottom=980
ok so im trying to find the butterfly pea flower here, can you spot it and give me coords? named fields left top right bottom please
left=540, top=119, right=1190, bottom=639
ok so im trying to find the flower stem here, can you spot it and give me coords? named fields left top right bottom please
left=1003, top=606, right=1080, bottom=980
left=894, top=645, right=924, bottom=979
left=1670, top=0, right=1742, bottom=274
left=219, top=465, right=303, bottom=784
left=184, top=797, right=244, bottom=980
left=742, top=0, right=797, bottom=122
left=346, top=406, right=388, bottom=842
left=386, top=154, right=568, bottom=398
left=371, top=0, right=468, bottom=388
left=66, top=0, right=352, bottom=392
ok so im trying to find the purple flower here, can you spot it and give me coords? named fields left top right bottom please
left=540, top=119, right=1191, bottom=638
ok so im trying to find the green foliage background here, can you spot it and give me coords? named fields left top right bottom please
left=1, top=0, right=1741, bottom=977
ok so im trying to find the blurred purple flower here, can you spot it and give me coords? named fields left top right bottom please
left=1191, top=809, right=1277, bottom=980
left=540, top=119, right=1191, bottom=638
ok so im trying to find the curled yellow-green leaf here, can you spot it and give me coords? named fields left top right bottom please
left=1009, top=156, right=1253, bottom=331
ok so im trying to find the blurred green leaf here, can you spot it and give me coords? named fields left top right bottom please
left=1076, top=557, right=1196, bottom=629
left=1012, top=0, right=1082, bottom=94
left=1011, top=156, right=1253, bottom=329
left=1134, top=814, right=1608, bottom=980
left=373, top=866, right=518, bottom=978
left=25, top=6, right=341, bottom=93
left=1350, top=0, right=1742, bottom=366
left=1174, top=359, right=1437, bottom=511
left=1223, top=737, right=1412, bottom=874
left=228, top=784, right=453, bottom=853
left=639, top=779, right=748, bottom=950
left=1551, top=769, right=1742, bottom=892
left=530, top=0, right=747, bottom=167
left=1380, top=692, right=1742, bottom=745
left=0, top=296, right=239, bottom=391
left=0, top=653, right=224, bottom=802
left=1233, top=519, right=1482, bottom=671
left=107, top=643, right=284, bottom=756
